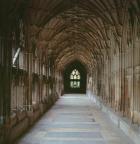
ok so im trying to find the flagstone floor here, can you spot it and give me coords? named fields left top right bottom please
left=15, top=94, right=134, bottom=144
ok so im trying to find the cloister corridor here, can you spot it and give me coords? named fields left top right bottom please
left=0, top=0, right=140, bottom=144
left=15, top=94, right=134, bottom=144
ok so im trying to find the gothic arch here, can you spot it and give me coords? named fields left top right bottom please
left=63, top=60, right=87, bottom=93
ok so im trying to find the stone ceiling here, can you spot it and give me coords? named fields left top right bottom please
left=22, top=0, right=140, bottom=72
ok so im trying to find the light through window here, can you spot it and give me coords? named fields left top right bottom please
left=70, top=69, right=80, bottom=88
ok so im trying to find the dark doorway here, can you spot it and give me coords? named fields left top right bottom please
left=64, top=61, right=87, bottom=93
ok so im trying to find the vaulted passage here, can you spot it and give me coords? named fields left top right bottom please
left=0, top=0, right=140, bottom=144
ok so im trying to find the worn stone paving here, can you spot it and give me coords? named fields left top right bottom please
left=16, top=94, right=134, bottom=144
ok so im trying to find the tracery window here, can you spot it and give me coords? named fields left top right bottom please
left=70, top=69, right=80, bottom=88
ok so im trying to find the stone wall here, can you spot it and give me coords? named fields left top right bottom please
left=2, top=96, right=57, bottom=144
left=87, top=15, right=140, bottom=125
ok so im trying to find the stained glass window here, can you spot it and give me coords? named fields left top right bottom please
left=70, top=69, right=81, bottom=88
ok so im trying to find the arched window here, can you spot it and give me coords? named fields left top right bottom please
left=70, top=69, right=80, bottom=88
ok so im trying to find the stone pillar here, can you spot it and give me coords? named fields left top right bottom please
left=0, top=1, right=13, bottom=143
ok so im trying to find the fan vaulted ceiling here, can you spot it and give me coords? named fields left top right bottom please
left=23, top=0, right=139, bottom=71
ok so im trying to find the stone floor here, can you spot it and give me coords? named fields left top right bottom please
left=15, top=94, right=135, bottom=144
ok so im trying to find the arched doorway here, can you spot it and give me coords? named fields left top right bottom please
left=63, top=61, right=87, bottom=93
